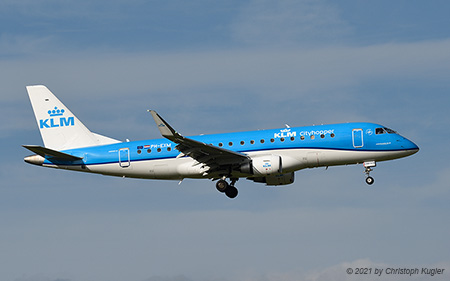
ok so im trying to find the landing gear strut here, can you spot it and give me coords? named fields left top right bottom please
left=363, top=161, right=376, bottom=185
left=215, top=178, right=239, bottom=198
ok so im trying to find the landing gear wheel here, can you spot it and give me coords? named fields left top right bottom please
left=216, top=179, right=228, bottom=193
left=366, top=176, right=374, bottom=185
left=363, top=161, right=376, bottom=186
left=225, top=186, right=238, bottom=199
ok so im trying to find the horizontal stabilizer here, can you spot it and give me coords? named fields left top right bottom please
left=23, top=145, right=83, bottom=161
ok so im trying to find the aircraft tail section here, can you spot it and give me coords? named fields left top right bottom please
left=26, top=85, right=120, bottom=150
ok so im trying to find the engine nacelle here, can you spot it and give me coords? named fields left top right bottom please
left=251, top=172, right=295, bottom=186
left=240, top=154, right=282, bottom=176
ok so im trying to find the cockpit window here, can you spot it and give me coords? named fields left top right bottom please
left=375, top=128, right=385, bottom=134
left=384, top=127, right=397, bottom=134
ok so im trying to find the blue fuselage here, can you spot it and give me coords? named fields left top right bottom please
left=44, top=122, right=418, bottom=180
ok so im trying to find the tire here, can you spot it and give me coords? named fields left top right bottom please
left=225, top=186, right=238, bottom=199
left=216, top=179, right=228, bottom=192
left=365, top=176, right=374, bottom=185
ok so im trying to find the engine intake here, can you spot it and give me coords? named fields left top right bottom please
left=240, top=154, right=282, bottom=176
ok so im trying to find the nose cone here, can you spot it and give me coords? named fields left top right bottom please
left=401, top=138, right=419, bottom=156
left=24, top=154, right=45, bottom=166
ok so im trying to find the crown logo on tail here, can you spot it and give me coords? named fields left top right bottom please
left=48, top=106, right=65, bottom=117
left=39, top=106, right=74, bottom=129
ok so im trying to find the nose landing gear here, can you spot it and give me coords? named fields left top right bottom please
left=365, top=176, right=374, bottom=185
left=363, top=161, right=376, bottom=185
left=215, top=178, right=239, bottom=198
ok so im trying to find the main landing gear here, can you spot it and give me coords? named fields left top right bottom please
left=216, top=178, right=238, bottom=199
left=363, top=161, right=376, bottom=185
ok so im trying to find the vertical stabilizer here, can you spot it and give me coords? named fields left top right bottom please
left=26, top=85, right=120, bottom=150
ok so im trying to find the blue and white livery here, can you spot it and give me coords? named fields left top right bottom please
left=23, top=85, right=419, bottom=198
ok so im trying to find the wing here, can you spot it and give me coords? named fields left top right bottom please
left=149, top=110, right=250, bottom=176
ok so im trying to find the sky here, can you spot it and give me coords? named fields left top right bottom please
left=1, top=0, right=450, bottom=280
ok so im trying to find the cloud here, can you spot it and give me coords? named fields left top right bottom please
left=0, top=0, right=139, bottom=20
left=13, top=275, right=71, bottom=281
left=0, top=34, right=56, bottom=57
left=303, top=259, right=450, bottom=281
left=233, top=259, right=450, bottom=281
left=3, top=38, right=450, bottom=138
left=4, top=39, right=450, bottom=100
left=231, top=0, right=351, bottom=46
left=144, top=275, right=194, bottom=281
left=2, top=205, right=448, bottom=281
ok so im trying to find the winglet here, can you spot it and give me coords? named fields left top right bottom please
left=148, top=110, right=181, bottom=141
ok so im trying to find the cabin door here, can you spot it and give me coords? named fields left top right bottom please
left=352, top=129, right=364, bottom=148
left=119, top=148, right=130, bottom=167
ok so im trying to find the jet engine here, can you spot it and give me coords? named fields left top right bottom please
left=240, top=154, right=282, bottom=176
left=240, top=154, right=295, bottom=186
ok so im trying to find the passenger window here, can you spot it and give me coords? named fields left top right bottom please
left=137, top=149, right=142, bottom=154
left=240, top=141, right=245, bottom=145
left=376, top=128, right=385, bottom=135
left=260, top=139, right=265, bottom=144
left=330, top=133, right=335, bottom=138
left=290, top=137, right=295, bottom=141
left=228, top=142, right=233, bottom=146
left=270, top=138, right=275, bottom=143
left=250, top=140, right=255, bottom=144
left=157, top=148, right=161, bottom=152
left=280, top=137, right=285, bottom=142
left=147, top=149, right=151, bottom=153
left=167, top=147, right=171, bottom=152
left=300, top=136, right=305, bottom=140
left=310, top=135, right=315, bottom=140
left=218, top=142, right=223, bottom=147
left=320, top=134, right=325, bottom=139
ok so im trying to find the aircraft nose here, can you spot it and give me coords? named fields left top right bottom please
left=401, top=137, right=419, bottom=155
left=411, top=142, right=419, bottom=152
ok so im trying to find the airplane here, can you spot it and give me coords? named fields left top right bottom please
left=23, top=85, right=419, bottom=198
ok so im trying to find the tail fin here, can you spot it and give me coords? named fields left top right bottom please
left=26, top=85, right=120, bottom=150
